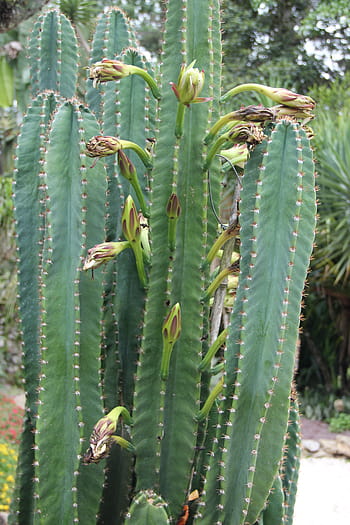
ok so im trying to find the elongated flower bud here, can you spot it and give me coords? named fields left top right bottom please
left=117, top=150, right=136, bottom=182
left=88, top=58, right=161, bottom=99
left=117, top=150, right=149, bottom=217
left=205, top=105, right=274, bottom=144
left=83, top=241, right=130, bottom=271
left=166, top=193, right=181, bottom=251
left=166, top=193, right=181, bottom=219
left=161, top=303, right=182, bottom=380
left=162, top=302, right=182, bottom=344
left=86, top=135, right=152, bottom=168
left=122, top=196, right=148, bottom=287
left=122, top=195, right=141, bottom=244
left=89, top=59, right=132, bottom=87
left=222, top=83, right=316, bottom=110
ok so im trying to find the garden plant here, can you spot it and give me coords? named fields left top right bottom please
left=11, top=1, right=316, bottom=524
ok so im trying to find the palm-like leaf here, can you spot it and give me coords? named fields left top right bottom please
left=313, top=110, right=350, bottom=285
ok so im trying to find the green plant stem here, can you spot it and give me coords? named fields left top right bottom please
left=175, top=103, right=185, bottom=138
left=199, top=328, right=228, bottom=372
left=197, top=377, right=224, bottom=422
left=130, top=65, right=161, bottom=100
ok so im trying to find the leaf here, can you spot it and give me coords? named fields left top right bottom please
left=0, top=57, right=14, bottom=107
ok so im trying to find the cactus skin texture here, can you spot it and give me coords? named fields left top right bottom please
left=11, top=2, right=316, bottom=524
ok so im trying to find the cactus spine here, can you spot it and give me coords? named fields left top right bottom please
left=12, top=2, right=316, bottom=524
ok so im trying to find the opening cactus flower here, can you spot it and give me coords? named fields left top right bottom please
left=88, top=58, right=161, bottom=99
left=83, top=241, right=130, bottom=271
left=221, top=83, right=316, bottom=110
left=171, top=60, right=210, bottom=106
left=171, top=60, right=212, bottom=138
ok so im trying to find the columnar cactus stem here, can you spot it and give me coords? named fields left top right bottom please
left=201, top=121, right=316, bottom=524
left=12, top=3, right=316, bottom=524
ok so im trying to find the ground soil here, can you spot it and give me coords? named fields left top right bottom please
left=300, top=416, right=350, bottom=440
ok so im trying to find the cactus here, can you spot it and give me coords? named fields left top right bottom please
left=11, top=3, right=316, bottom=524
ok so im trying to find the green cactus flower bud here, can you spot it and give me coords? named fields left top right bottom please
left=161, top=303, right=182, bottom=380
left=222, top=83, right=316, bottom=110
left=117, top=150, right=149, bottom=217
left=83, top=241, right=130, bottom=271
left=88, top=58, right=161, bottom=99
left=166, top=193, right=181, bottom=251
left=166, top=193, right=181, bottom=219
left=122, top=195, right=141, bottom=244
left=219, top=144, right=249, bottom=169
left=83, top=406, right=132, bottom=464
left=162, top=302, right=181, bottom=343
left=117, top=149, right=137, bottom=181
left=122, top=196, right=147, bottom=287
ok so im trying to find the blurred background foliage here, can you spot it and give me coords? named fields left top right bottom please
left=1, top=0, right=350, bottom=417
